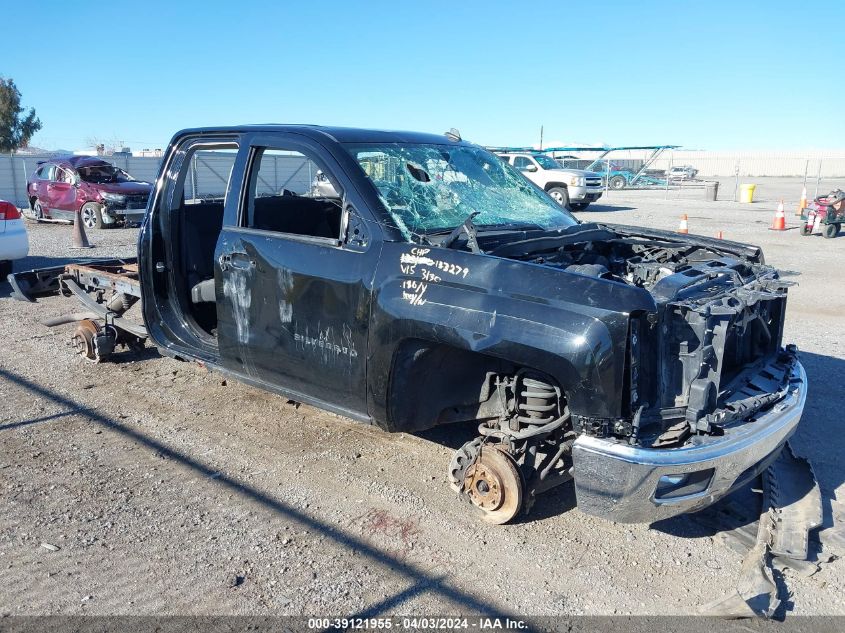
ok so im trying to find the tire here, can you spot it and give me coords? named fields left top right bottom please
left=823, top=223, right=840, bottom=239
left=80, top=202, right=104, bottom=230
left=570, top=203, right=590, bottom=211
left=609, top=175, right=626, bottom=190
left=33, top=200, right=44, bottom=221
left=0, top=260, right=12, bottom=280
left=799, top=224, right=813, bottom=236
left=546, top=187, right=569, bottom=207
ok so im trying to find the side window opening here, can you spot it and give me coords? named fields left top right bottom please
left=513, top=156, right=535, bottom=171
left=243, top=147, right=344, bottom=240
left=56, top=168, right=74, bottom=184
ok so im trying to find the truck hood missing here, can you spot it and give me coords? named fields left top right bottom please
left=471, top=222, right=792, bottom=443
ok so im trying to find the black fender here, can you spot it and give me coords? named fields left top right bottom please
left=366, top=242, right=657, bottom=432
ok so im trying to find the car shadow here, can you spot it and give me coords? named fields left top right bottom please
left=576, top=204, right=636, bottom=213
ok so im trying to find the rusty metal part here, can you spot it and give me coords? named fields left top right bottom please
left=69, top=319, right=117, bottom=363
left=62, top=278, right=147, bottom=340
left=64, top=262, right=141, bottom=298
left=41, top=312, right=100, bottom=328
left=465, top=461, right=504, bottom=511
left=463, top=447, right=523, bottom=525
left=71, top=319, right=101, bottom=362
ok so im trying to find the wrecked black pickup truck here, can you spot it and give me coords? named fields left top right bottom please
left=9, top=125, right=807, bottom=524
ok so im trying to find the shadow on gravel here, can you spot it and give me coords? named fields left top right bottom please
left=0, top=366, right=514, bottom=620
left=0, top=407, right=97, bottom=432
left=578, top=204, right=636, bottom=213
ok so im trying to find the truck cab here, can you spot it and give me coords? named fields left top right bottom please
left=496, top=152, right=603, bottom=210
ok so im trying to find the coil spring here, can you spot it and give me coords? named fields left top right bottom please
left=515, top=372, right=560, bottom=425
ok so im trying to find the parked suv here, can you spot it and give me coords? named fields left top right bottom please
left=497, top=152, right=603, bottom=210
left=27, top=156, right=153, bottom=229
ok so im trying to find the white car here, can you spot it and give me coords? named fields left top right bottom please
left=667, top=165, right=698, bottom=181
left=0, top=200, right=29, bottom=279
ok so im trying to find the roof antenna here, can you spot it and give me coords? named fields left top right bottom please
left=444, top=128, right=462, bottom=142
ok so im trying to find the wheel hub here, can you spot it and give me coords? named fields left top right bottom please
left=465, top=461, right=504, bottom=511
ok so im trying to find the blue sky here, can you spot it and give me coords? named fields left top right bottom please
left=4, top=0, right=843, bottom=151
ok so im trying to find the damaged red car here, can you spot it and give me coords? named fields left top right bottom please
left=26, top=156, right=152, bottom=229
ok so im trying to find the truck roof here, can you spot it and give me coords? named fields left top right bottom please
left=172, top=125, right=470, bottom=146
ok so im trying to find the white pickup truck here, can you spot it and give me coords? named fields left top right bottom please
left=497, top=152, right=604, bottom=210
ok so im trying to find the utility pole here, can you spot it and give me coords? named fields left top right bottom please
left=539, top=125, right=544, bottom=151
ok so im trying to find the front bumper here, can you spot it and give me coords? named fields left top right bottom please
left=569, top=186, right=604, bottom=203
left=571, top=360, right=807, bottom=523
left=102, top=206, right=147, bottom=225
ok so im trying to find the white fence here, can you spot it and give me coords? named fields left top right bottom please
left=556, top=150, right=845, bottom=178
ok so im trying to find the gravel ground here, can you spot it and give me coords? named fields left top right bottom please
left=1, top=197, right=843, bottom=618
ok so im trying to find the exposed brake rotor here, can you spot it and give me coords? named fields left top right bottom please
left=71, top=319, right=101, bottom=362
left=70, top=319, right=115, bottom=363
left=449, top=441, right=524, bottom=525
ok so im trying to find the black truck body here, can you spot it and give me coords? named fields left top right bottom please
left=9, top=125, right=807, bottom=524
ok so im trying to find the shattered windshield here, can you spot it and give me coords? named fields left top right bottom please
left=78, top=164, right=135, bottom=184
left=345, top=143, right=577, bottom=240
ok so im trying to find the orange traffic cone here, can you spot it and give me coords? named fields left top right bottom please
left=770, top=200, right=786, bottom=231
left=678, top=214, right=689, bottom=234
left=797, top=186, right=807, bottom=216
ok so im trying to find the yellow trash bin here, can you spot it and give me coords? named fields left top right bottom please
left=740, top=183, right=756, bottom=203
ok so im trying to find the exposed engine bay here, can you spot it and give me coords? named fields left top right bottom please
left=487, top=224, right=794, bottom=440
left=486, top=223, right=766, bottom=290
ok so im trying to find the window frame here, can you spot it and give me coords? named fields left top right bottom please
left=236, top=140, right=347, bottom=247
left=38, top=165, right=56, bottom=181
left=54, top=167, right=75, bottom=184
left=513, top=155, right=537, bottom=171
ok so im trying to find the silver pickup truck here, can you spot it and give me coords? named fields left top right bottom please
left=497, top=151, right=604, bottom=210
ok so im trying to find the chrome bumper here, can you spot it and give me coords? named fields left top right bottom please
left=569, top=186, right=604, bottom=202
left=572, top=360, right=807, bottom=523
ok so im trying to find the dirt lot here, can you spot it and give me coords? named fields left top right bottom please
left=1, top=194, right=843, bottom=619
